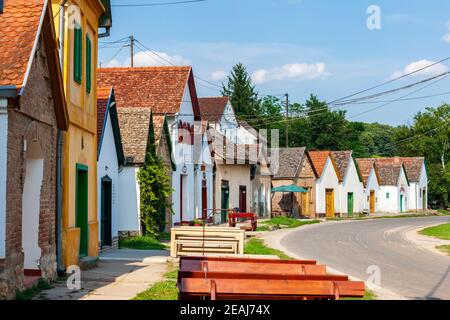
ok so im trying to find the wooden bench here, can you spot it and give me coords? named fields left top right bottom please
left=178, top=256, right=365, bottom=300
left=179, top=278, right=365, bottom=300
left=180, top=258, right=327, bottom=275
left=170, top=227, right=245, bottom=258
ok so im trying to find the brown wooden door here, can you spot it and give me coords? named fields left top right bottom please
left=239, top=186, right=247, bottom=212
left=370, top=191, right=375, bottom=213
left=301, top=189, right=309, bottom=216
left=325, top=189, right=334, bottom=218
left=202, top=180, right=207, bottom=219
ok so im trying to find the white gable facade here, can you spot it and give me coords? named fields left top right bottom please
left=118, top=166, right=141, bottom=234
left=213, top=100, right=257, bottom=145
left=170, top=84, right=197, bottom=224
left=361, top=166, right=380, bottom=213
left=339, top=159, right=364, bottom=216
left=315, top=158, right=340, bottom=216
left=408, top=163, right=428, bottom=211
left=97, top=109, right=122, bottom=248
left=194, top=129, right=214, bottom=220
left=379, top=167, right=409, bottom=213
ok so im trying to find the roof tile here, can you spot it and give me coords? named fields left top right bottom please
left=97, top=67, right=192, bottom=115
left=0, top=0, right=44, bottom=88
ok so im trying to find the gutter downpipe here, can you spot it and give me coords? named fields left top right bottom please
left=56, top=0, right=68, bottom=275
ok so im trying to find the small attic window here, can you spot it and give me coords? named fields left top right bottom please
left=386, top=193, right=390, bottom=199
left=0, top=0, right=3, bottom=14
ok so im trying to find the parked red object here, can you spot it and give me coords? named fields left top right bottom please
left=228, top=212, right=257, bottom=231
left=178, top=256, right=365, bottom=300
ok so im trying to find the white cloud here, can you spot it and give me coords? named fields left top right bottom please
left=103, top=51, right=190, bottom=67
left=390, top=59, right=449, bottom=79
left=251, top=62, right=329, bottom=84
left=442, top=20, right=450, bottom=43
left=211, top=70, right=228, bottom=81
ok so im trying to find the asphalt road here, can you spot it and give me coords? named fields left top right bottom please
left=281, top=216, right=450, bottom=300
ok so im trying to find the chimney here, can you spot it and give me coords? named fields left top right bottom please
left=0, top=0, right=4, bottom=14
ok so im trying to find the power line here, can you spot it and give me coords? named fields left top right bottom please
left=327, top=57, right=450, bottom=105
left=348, top=73, right=450, bottom=120
left=112, top=0, right=207, bottom=8
left=331, top=91, right=450, bottom=105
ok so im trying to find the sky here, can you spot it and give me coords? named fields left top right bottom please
left=99, top=0, right=450, bottom=126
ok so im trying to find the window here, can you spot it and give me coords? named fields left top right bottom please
left=386, top=193, right=390, bottom=199
left=86, top=35, right=92, bottom=93
left=74, top=25, right=82, bottom=84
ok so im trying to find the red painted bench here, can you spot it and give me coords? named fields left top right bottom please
left=228, top=213, right=257, bottom=231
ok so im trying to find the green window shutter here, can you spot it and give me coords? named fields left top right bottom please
left=86, top=35, right=92, bottom=93
left=74, top=25, right=82, bottom=84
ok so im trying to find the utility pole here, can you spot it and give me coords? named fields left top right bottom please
left=130, top=35, right=135, bottom=68
left=285, top=93, right=289, bottom=147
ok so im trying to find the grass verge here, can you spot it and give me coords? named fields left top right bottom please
left=260, top=217, right=320, bottom=229
left=16, top=279, right=53, bottom=300
left=343, top=289, right=377, bottom=300
left=244, top=238, right=293, bottom=260
left=436, top=245, right=450, bottom=256
left=119, top=236, right=168, bottom=250
left=132, top=261, right=179, bottom=300
left=419, top=223, right=450, bottom=240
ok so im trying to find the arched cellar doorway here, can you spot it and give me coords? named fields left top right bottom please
left=22, top=140, right=44, bottom=273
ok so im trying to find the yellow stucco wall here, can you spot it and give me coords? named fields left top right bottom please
left=52, top=0, right=104, bottom=268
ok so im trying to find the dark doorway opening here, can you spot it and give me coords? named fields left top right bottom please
left=221, top=180, right=230, bottom=222
left=239, top=186, right=247, bottom=213
left=76, top=164, right=89, bottom=257
left=101, top=176, right=112, bottom=248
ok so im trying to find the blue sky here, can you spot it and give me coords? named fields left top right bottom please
left=99, top=0, right=450, bottom=125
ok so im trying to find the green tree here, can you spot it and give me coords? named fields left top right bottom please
left=137, top=116, right=173, bottom=237
left=305, top=95, right=348, bottom=150
left=395, top=104, right=450, bottom=208
left=222, top=63, right=259, bottom=121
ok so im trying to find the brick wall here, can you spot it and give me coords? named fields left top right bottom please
left=271, top=156, right=317, bottom=218
left=0, top=35, right=58, bottom=299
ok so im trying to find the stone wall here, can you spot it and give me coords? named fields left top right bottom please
left=0, top=35, right=58, bottom=299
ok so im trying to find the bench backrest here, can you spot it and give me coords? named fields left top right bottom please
left=179, top=278, right=365, bottom=300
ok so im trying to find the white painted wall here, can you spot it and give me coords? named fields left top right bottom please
left=214, top=164, right=252, bottom=214
left=22, top=142, right=43, bottom=270
left=315, top=158, right=340, bottom=214
left=194, top=130, right=214, bottom=219
left=379, top=186, right=398, bottom=213
left=118, top=166, right=141, bottom=233
left=339, top=159, right=364, bottom=215
left=408, top=164, right=428, bottom=211
left=379, top=168, right=409, bottom=213
left=214, top=101, right=257, bottom=145
left=171, top=84, right=196, bottom=224
left=0, top=100, right=7, bottom=258
left=361, top=167, right=380, bottom=212
left=97, top=112, right=120, bottom=241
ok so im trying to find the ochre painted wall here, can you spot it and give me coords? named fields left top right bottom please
left=52, top=0, right=104, bottom=267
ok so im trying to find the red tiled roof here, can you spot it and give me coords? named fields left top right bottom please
left=330, top=151, right=353, bottom=182
left=117, top=107, right=152, bottom=165
left=198, top=96, right=229, bottom=121
left=97, top=67, right=195, bottom=115
left=97, top=87, right=112, bottom=147
left=355, top=158, right=377, bottom=186
left=399, top=157, right=424, bottom=182
left=152, top=115, right=166, bottom=146
left=0, top=0, right=45, bottom=88
left=308, top=151, right=337, bottom=178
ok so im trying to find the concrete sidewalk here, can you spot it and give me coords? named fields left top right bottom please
left=37, top=249, right=171, bottom=300
left=100, top=248, right=170, bottom=263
